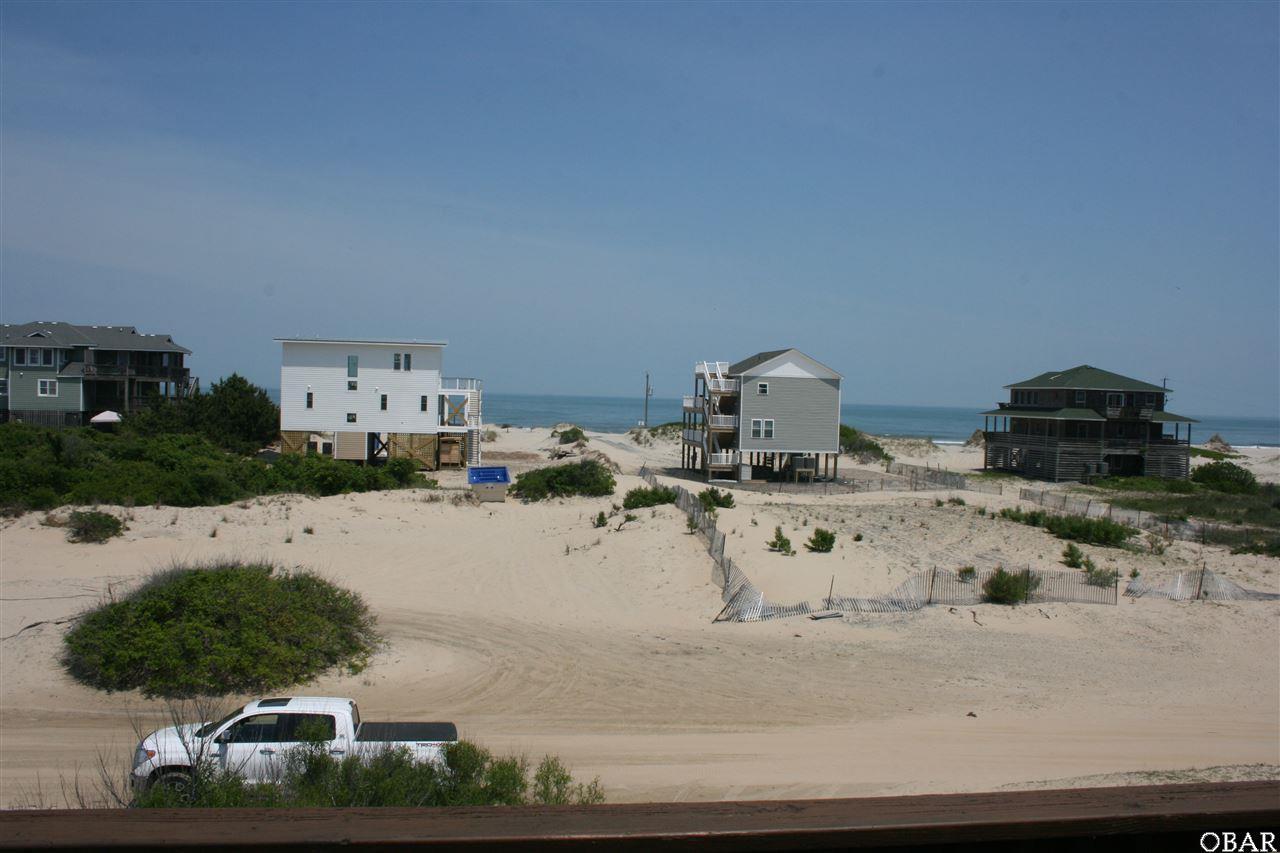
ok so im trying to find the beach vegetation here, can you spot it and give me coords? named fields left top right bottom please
left=553, top=426, right=587, bottom=445
left=1189, top=446, right=1242, bottom=461
left=998, top=507, right=1135, bottom=547
left=805, top=528, right=836, bottom=553
left=123, top=373, right=279, bottom=456
left=593, top=511, right=608, bottom=528
left=957, top=565, right=976, bottom=581
left=62, top=560, right=381, bottom=698
left=766, top=526, right=794, bottom=555
left=510, top=460, right=615, bottom=502
left=622, top=485, right=676, bottom=510
left=838, top=425, right=892, bottom=462
left=66, top=510, right=124, bottom=544
left=1081, top=557, right=1118, bottom=588
left=1062, top=543, right=1084, bottom=568
left=981, top=567, right=1039, bottom=604
left=947, top=496, right=966, bottom=506
left=1190, top=461, right=1258, bottom=495
left=852, top=532, right=863, bottom=542
left=698, top=487, right=735, bottom=511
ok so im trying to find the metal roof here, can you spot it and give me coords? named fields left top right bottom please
left=1150, top=411, right=1198, bottom=423
left=275, top=337, right=448, bottom=347
left=0, top=321, right=190, bottom=354
left=1005, top=365, right=1168, bottom=393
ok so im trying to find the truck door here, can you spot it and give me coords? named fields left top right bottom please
left=216, top=713, right=285, bottom=783
left=276, top=713, right=341, bottom=762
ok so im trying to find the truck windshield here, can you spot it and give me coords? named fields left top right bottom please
left=195, top=705, right=245, bottom=738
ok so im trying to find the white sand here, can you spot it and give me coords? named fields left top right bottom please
left=1, top=427, right=1276, bottom=805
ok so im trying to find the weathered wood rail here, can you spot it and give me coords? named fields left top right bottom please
left=1, top=782, right=1276, bottom=851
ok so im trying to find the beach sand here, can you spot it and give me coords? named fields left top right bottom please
left=1, top=426, right=1276, bottom=805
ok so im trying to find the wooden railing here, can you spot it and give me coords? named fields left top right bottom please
left=82, top=364, right=189, bottom=381
left=707, top=414, right=738, bottom=429
left=1, top=782, right=1274, bottom=851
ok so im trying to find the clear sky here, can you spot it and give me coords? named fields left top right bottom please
left=1, top=1, right=1276, bottom=416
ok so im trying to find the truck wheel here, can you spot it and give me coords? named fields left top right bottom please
left=153, top=770, right=193, bottom=799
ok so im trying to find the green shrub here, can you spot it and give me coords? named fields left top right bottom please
left=511, top=460, right=616, bottom=502
left=622, top=485, right=676, bottom=510
left=62, top=560, right=381, bottom=697
left=981, top=567, right=1039, bottom=604
left=1189, top=447, right=1242, bottom=461
left=555, top=426, right=586, bottom=445
left=593, top=511, right=608, bottom=529
left=766, top=526, right=793, bottom=555
left=1082, top=558, right=1118, bottom=588
left=853, top=533, right=863, bottom=542
left=805, top=528, right=836, bottom=553
left=136, top=738, right=602, bottom=808
left=947, top=496, right=966, bottom=506
left=1191, top=461, right=1258, bottom=495
left=698, top=487, right=735, bottom=511
left=1062, top=543, right=1084, bottom=568
left=999, top=506, right=1134, bottom=547
left=957, top=565, right=976, bottom=581
left=66, top=510, right=124, bottom=544
left=839, top=425, right=892, bottom=461
left=125, top=374, right=279, bottom=456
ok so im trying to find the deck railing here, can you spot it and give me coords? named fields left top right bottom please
left=708, top=451, right=740, bottom=466
left=81, top=363, right=189, bottom=381
left=440, top=377, right=482, bottom=391
left=695, top=360, right=729, bottom=377
left=682, top=395, right=703, bottom=410
left=681, top=429, right=703, bottom=444
left=708, top=414, right=739, bottom=429
left=706, top=378, right=739, bottom=393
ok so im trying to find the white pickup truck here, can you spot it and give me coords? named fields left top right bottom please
left=131, top=696, right=458, bottom=791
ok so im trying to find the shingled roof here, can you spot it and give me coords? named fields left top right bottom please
left=1005, top=365, right=1167, bottom=393
left=0, top=321, right=190, bottom=354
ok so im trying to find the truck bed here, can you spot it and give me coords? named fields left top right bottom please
left=356, top=722, right=458, bottom=743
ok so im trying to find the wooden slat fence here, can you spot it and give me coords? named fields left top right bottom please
left=1124, top=568, right=1280, bottom=601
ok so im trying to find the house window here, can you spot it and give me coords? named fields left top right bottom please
left=38, top=379, right=58, bottom=397
left=348, top=380, right=358, bottom=391
left=420, top=395, right=428, bottom=412
left=0, top=379, right=7, bottom=395
left=751, top=419, right=762, bottom=439
left=13, top=349, right=24, bottom=366
left=305, top=392, right=313, bottom=409
left=403, top=353, right=411, bottom=371
left=42, top=348, right=54, bottom=366
left=1107, top=393, right=1123, bottom=409
left=393, top=354, right=401, bottom=371
left=763, top=419, right=775, bottom=439
left=347, top=355, right=358, bottom=377
left=1075, top=390, right=1086, bottom=405
left=346, top=413, right=357, bottom=423
left=0, top=347, right=6, bottom=363
left=757, top=382, right=769, bottom=395
left=380, top=394, right=388, bottom=411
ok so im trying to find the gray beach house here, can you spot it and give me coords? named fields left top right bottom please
left=0, top=321, right=193, bottom=427
left=681, top=349, right=842, bottom=483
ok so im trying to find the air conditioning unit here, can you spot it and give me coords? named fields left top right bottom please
left=1097, top=462, right=1109, bottom=476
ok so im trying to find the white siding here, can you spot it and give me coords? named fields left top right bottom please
left=280, top=342, right=444, bottom=434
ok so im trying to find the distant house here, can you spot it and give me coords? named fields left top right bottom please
left=276, top=337, right=483, bottom=469
left=681, top=349, right=842, bottom=483
left=981, top=365, right=1196, bottom=481
left=0, top=321, right=193, bottom=428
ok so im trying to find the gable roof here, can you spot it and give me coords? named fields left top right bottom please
left=1006, top=365, right=1167, bottom=393
left=0, top=321, right=190, bottom=354
left=729, top=348, right=842, bottom=379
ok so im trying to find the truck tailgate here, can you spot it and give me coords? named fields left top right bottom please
left=356, top=722, right=457, bottom=743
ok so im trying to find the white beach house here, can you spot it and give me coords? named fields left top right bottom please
left=277, top=337, right=482, bottom=469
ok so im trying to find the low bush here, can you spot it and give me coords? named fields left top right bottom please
left=593, top=511, right=608, bottom=529
left=136, top=738, right=602, bottom=808
left=852, top=533, right=863, bottom=542
left=698, top=487, right=735, bottom=511
left=981, top=567, right=1039, bottom=604
left=839, top=425, right=892, bottom=462
left=66, top=510, right=124, bottom=544
left=999, top=506, right=1134, bottom=547
left=957, top=565, right=976, bottom=581
left=1062, top=543, right=1084, bottom=568
left=1191, top=461, right=1259, bottom=495
left=947, top=496, right=966, bottom=506
left=62, top=560, right=381, bottom=697
left=805, top=528, right=836, bottom=553
left=1082, top=560, right=1119, bottom=588
left=1092, top=476, right=1196, bottom=494
left=511, top=460, right=615, bottom=502
left=555, top=426, right=587, bottom=445
left=766, top=526, right=794, bottom=555
left=622, top=486, right=676, bottom=510
left=1189, top=447, right=1242, bottom=461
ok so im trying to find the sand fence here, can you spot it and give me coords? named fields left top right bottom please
left=1124, top=568, right=1280, bottom=601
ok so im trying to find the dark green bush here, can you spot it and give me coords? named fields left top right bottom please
left=805, top=528, right=836, bottom=553
left=125, top=374, right=279, bottom=456
left=66, top=510, right=124, bottom=544
left=136, top=738, right=602, bottom=808
left=766, top=526, right=793, bottom=555
left=1082, top=558, right=1119, bottom=588
left=593, top=511, right=608, bottom=528
left=981, top=567, right=1039, bottom=604
left=555, top=426, right=586, bottom=445
left=1061, top=543, right=1084, bottom=568
left=62, top=561, right=381, bottom=697
left=839, top=425, right=892, bottom=461
left=698, top=487, right=735, bottom=511
left=999, top=506, right=1134, bottom=547
left=957, top=565, right=976, bottom=580
left=510, top=460, right=615, bottom=502
left=622, top=486, right=677, bottom=510
left=1191, top=461, right=1259, bottom=495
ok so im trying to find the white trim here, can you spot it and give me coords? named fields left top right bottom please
left=757, top=382, right=769, bottom=395
left=276, top=337, right=447, bottom=348
left=37, top=378, right=59, bottom=397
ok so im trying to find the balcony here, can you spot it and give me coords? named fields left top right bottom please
left=682, top=428, right=703, bottom=444
left=81, top=363, right=189, bottom=381
left=707, top=414, right=739, bottom=430
left=682, top=395, right=704, bottom=411
left=707, top=451, right=740, bottom=467
left=695, top=361, right=730, bottom=377
left=441, top=377, right=482, bottom=392
left=706, top=378, right=739, bottom=394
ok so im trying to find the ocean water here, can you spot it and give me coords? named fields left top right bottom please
left=264, top=389, right=1279, bottom=447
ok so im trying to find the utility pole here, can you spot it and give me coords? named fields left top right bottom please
left=642, top=372, right=653, bottom=427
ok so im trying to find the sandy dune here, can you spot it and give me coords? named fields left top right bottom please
left=1, top=427, right=1276, bottom=805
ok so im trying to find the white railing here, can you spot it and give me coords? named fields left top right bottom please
left=708, top=414, right=738, bottom=429
left=695, top=361, right=730, bottom=378
left=707, top=378, right=739, bottom=393
left=708, top=451, right=740, bottom=466
left=682, top=429, right=704, bottom=443
left=682, top=395, right=704, bottom=410
left=441, top=377, right=482, bottom=391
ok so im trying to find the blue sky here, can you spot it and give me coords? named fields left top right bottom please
left=1, top=1, right=1276, bottom=416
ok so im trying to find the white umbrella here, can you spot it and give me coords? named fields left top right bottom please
left=89, top=410, right=122, bottom=424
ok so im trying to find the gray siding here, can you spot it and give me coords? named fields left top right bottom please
left=737, top=375, right=839, bottom=452
left=7, top=363, right=81, bottom=412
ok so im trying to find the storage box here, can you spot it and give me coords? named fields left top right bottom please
left=467, top=466, right=511, bottom=502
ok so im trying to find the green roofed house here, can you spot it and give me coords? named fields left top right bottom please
left=981, top=365, right=1196, bottom=481
left=1, top=321, right=194, bottom=428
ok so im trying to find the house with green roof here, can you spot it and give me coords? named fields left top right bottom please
left=981, top=365, right=1196, bottom=481
left=1, top=321, right=193, bottom=428
left=681, top=349, right=842, bottom=483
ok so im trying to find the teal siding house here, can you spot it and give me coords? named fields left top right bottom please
left=1, top=322, right=193, bottom=427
